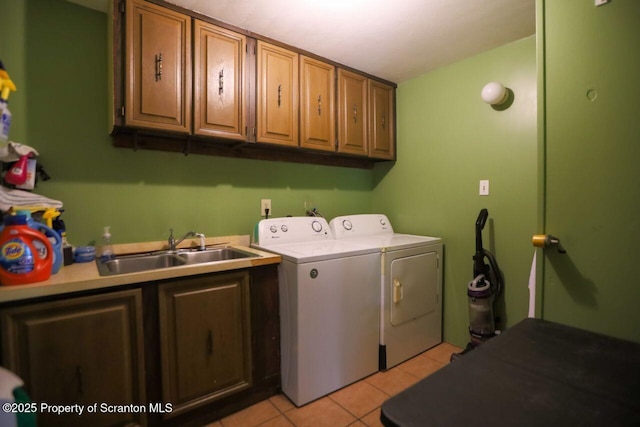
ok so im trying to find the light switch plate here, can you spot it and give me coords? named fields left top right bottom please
left=479, top=180, right=489, bottom=196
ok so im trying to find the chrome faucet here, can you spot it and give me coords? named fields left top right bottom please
left=168, top=229, right=196, bottom=252
left=195, top=233, right=206, bottom=251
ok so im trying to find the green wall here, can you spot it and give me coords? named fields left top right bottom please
left=0, top=0, right=27, bottom=140
left=4, top=0, right=542, bottom=346
left=373, top=37, right=538, bottom=346
left=2, top=0, right=374, bottom=246
left=541, top=0, right=640, bottom=342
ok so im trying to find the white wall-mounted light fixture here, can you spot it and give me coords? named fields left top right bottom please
left=481, top=81, right=509, bottom=106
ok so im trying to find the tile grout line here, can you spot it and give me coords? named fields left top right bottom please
left=219, top=399, right=283, bottom=427
left=359, top=406, right=384, bottom=426
left=214, top=344, right=461, bottom=427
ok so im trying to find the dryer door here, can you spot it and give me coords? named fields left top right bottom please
left=389, top=251, right=439, bottom=326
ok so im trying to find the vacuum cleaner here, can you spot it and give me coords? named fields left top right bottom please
left=452, top=208, right=503, bottom=360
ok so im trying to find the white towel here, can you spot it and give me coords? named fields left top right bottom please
left=0, top=187, right=63, bottom=212
left=0, top=367, right=23, bottom=400
left=0, top=141, right=39, bottom=162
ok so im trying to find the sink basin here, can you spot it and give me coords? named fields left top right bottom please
left=177, top=248, right=254, bottom=264
left=96, top=247, right=257, bottom=276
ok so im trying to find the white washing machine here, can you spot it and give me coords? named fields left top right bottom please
left=330, top=214, right=443, bottom=370
left=253, top=217, right=380, bottom=406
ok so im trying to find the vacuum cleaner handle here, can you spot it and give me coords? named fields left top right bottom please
left=475, top=208, right=488, bottom=255
left=476, top=209, right=488, bottom=231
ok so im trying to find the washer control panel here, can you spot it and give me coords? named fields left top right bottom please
left=256, top=217, right=332, bottom=246
left=330, top=214, right=394, bottom=239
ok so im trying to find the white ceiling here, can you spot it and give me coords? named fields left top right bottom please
left=70, top=0, right=536, bottom=83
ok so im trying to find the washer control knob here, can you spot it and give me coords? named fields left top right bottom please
left=281, top=225, right=288, bottom=232
left=343, top=219, right=353, bottom=230
left=269, top=225, right=277, bottom=233
left=311, top=220, right=323, bottom=233
left=380, top=218, right=387, bottom=226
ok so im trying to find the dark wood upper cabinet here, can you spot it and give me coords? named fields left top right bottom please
left=193, top=20, right=247, bottom=140
left=112, top=0, right=396, bottom=167
left=368, top=79, right=395, bottom=160
left=256, top=41, right=299, bottom=147
left=337, top=69, right=368, bottom=156
left=300, top=56, right=336, bottom=152
left=125, top=0, right=191, bottom=133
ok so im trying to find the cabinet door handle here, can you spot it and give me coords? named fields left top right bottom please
left=352, top=105, right=358, bottom=123
left=381, top=114, right=386, bottom=130
left=277, top=84, right=282, bottom=107
left=76, top=365, right=84, bottom=395
left=207, top=329, right=214, bottom=356
left=218, top=68, right=224, bottom=95
left=317, top=95, right=322, bottom=116
left=154, top=53, right=163, bottom=82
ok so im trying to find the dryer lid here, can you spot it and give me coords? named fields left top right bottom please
left=252, top=240, right=379, bottom=263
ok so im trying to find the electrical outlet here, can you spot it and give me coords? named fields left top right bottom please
left=479, top=180, right=490, bottom=196
left=595, top=0, right=609, bottom=6
left=304, top=201, right=314, bottom=213
left=261, top=199, right=272, bottom=217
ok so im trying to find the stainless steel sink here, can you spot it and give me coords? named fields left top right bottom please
left=177, top=248, right=254, bottom=264
left=96, top=247, right=257, bottom=276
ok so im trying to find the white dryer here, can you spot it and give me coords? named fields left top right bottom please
left=253, top=217, right=380, bottom=406
left=330, top=214, right=443, bottom=370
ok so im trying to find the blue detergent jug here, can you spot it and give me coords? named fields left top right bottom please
left=15, top=210, right=63, bottom=274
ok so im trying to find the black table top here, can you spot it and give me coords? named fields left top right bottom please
left=381, top=318, right=640, bottom=427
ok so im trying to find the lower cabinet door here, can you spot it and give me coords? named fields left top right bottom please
left=158, top=271, right=251, bottom=417
left=0, top=289, right=146, bottom=427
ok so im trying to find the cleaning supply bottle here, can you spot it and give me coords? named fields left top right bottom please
left=0, top=61, right=17, bottom=144
left=100, top=226, right=114, bottom=262
left=15, top=210, right=62, bottom=274
left=0, top=215, right=53, bottom=285
left=0, top=98, right=11, bottom=143
left=4, top=155, right=29, bottom=186
left=52, top=212, right=74, bottom=266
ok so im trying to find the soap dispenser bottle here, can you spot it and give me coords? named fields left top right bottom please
left=100, top=226, right=114, bottom=262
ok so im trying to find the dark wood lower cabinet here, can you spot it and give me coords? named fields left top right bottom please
left=158, top=271, right=252, bottom=417
left=0, top=265, right=280, bottom=427
left=1, top=289, right=146, bottom=427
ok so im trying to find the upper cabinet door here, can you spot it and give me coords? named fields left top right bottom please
left=337, top=69, right=368, bottom=156
left=368, top=80, right=395, bottom=160
left=125, top=0, right=191, bottom=133
left=257, top=41, right=299, bottom=146
left=300, top=56, right=335, bottom=152
left=194, top=20, right=246, bottom=140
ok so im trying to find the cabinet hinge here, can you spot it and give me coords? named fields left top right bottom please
left=120, top=106, right=125, bottom=117
left=253, top=127, right=257, bottom=137
left=119, top=0, right=125, bottom=13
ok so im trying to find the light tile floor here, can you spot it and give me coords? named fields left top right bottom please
left=204, top=342, right=462, bottom=427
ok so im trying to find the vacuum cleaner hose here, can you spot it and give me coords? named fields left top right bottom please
left=481, top=248, right=503, bottom=297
